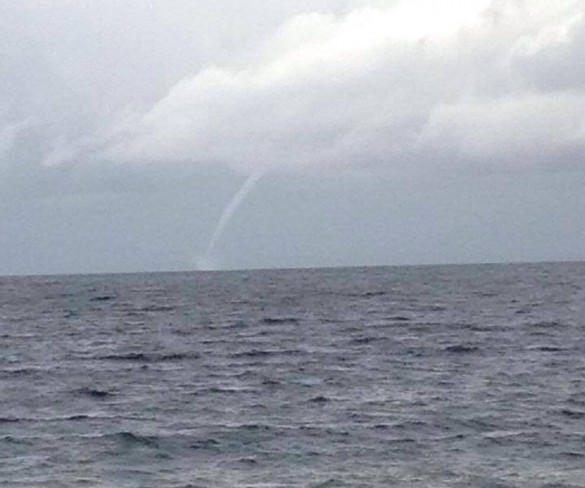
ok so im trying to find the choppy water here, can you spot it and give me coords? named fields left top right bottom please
left=1, top=262, right=585, bottom=487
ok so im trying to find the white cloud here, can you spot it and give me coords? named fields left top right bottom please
left=2, top=0, right=585, bottom=178
left=419, top=93, right=585, bottom=167
left=90, top=0, right=585, bottom=176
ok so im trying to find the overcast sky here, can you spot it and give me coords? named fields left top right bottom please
left=1, top=0, right=584, bottom=275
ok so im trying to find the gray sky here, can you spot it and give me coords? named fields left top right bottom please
left=1, top=0, right=584, bottom=275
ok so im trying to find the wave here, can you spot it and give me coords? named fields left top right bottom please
left=137, top=304, right=175, bottom=313
left=0, top=366, right=50, bottom=376
left=91, top=352, right=200, bottom=362
left=0, top=417, right=21, bottom=423
left=343, top=291, right=387, bottom=298
left=0, top=435, right=34, bottom=445
left=528, top=320, right=567, bottom=328
left=311, top=478, right=351, bottom=488
left=191, top=386, right=253, bottom=395
left=261, top=317, right=299, bottom=324
left=89, top=294, right=116, bottom=302
left=309, top=395, right=329, bottom=403
left=0, top=414, right=98, bottom=423
left=76, top=387, right=112, bottom=399
left=189, top=438, right=221, bottom=450
left=107, top=431, right=160, bottom=448
left=230, top=349, right=303, bottom=359
left=388, top=315, right=411, bottom=322
left=559, top=409, right=585, bottom=419
left=350, top=336, right=381, bottom=345
left=530, top=345, right=567, bottom=352
left=444, top=344, right=479, bottom=353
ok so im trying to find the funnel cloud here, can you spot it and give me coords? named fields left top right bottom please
left=201, top=170, right=264, bottom=269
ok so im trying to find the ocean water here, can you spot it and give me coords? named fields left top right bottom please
left=1, top=262, right=585, bottom=488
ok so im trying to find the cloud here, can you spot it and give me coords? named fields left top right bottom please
left=2, top=0, right=585, bottom=180
left=419, top=93, right=585, bottom=169
left=86, top=0, right=583, bottom=176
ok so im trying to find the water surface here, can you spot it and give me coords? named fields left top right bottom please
left=1, top=263, right=584, bottom=487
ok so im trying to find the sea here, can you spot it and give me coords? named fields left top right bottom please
left=1, top=262, right=584, bottom=488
